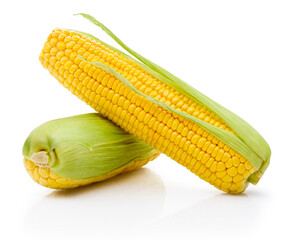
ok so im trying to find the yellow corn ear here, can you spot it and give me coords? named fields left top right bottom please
left=39, top=27, right=265, bottom=193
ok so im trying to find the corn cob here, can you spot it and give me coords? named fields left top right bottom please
left=23, top=113, right=159, bottom=189
left=39, top=14, right=271, bottom=193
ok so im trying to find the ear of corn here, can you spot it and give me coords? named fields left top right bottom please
left=22, top=113, right=159, bottom=189
left=39, top=14, right=271, bottom=193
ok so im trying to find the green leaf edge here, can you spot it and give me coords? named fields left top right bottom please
left=72, top=13, right=271, bottom=184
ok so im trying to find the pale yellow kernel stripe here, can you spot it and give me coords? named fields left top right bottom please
left=23, top=151, right=159, bottom=189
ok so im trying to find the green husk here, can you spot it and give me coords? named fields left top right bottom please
left=22, top=113, right=157, bottom=180
left=73, top=13, right=271, bottom=184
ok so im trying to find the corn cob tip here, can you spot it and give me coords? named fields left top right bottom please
left=31, top=151, right=49, bottom=168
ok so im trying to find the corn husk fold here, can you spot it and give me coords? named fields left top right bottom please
left=22, top=113, right=157, bottom=180
left=73, top=13, right=271, bottom=184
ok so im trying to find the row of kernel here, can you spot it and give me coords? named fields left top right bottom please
left=46, top=53, right=236, bottom=169
left=45, top=52, right=237, bottom=167
left=52, top=30, right=229, bottom=134
left=51, top=30, right=232, bottom=133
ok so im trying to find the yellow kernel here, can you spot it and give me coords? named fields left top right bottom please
left=197, top=165, right=207, bottom=174
left=48, top=178, right=58, bottom=187
left=69, top=64, right=77, bottom=74
left=39, top=177, right=48, bottom=186
left=245, top=161, right=253, bottom=170
left=43, top=42, right=52, bottom=52
left=178, top=150, right=187, bottom=161
left=33, top=168, right=40, bottom=181
left=229, top=149, right=236, bottom=156
left=202, top=141, right=211, bottom=152
left=225, top=158, right=233, bottom=168
left=197, top=137, right=207, bottom=148
left=137, top=111, right=146, bottom=122
left=207, top=134, right=214, bottom=141
left=187, top=144, right=196, bottom=155
left=174, top=135, right=182, bottom=145
left=133, top=107, right=143, bottom=117
left=57, top=41, right=66, bottom=51
left=156, top=123, right=165, bottom=134
left=238, top=164, right=246, bottom=174
left=25, top=160, right=36, bottom=170
left=191, top=134, right=200, bottom=144
left=50, top=38, right=58, bottom=46
left=211, top=146, right=220, bottom=158
left=181, top=127, right=189, bottom=137
left=222, top=152, right=231, bottom=162
left=43, top=53, right=51, bottom=63
left=147, top=117, right=156, bottom=128
left=51, top=30, right=61, bottom=38
left=58, top=33, right=66, bottom=41
left=196, top=127, right=204, bottom=135
left=50, top=47, right=58, bottom=55
left=182, top=141, right=191, bottom=151
left=216, top=149, right=225, bottom=161
left=176, top=123, right=184, bottom=133
left=204, top=169, right=212, bottom=178
left=64, top=60, right=73, bottom=70
left=223, top=145, right=231, bottom=152
left=210, top=161, right=218, bottom=172
left=72, top=35, right=80, bottom=42
left=172, top=119, right=180, bottom=130
left=55, top=51, right=64, bottom=61
left=178, top=137, right=187, bottom=149
left=156, top=111, right=165, bottom=122
left=197, top=151, right=204, bottom=161
left=186, top=131, right=195, bottom=140
left=229, top=184, right=238, bottom=192
left=185, top=156, right=192, bottom=164
left=233, top=174, right=244, bottom=183
left=176, top=149, right=184, bottom=160
left=227, top=167, right=238, bottom=177
left=217, top=162, right=226, bottom=172
left=212, top=137, right=219, bottom=144
left=232, top=157, right=240, bottom=167
left=218, top=141, right=225, bottom=149
left=215, top=178, right=222, bottom=187
left=49, top=171, right=59, bottom=179
left=240, top=156, right=247, bottom=163
left=193, top=161, right=202, bottom=172
left=205, top=157, right=214, bottom=168
left=216, top=171, right=226, bottom=178
left=66, top=41, right=75, bottom=49
left=209, top=173, right=217, bottom=182
left=222, top=175, right=232, bottom=183
left=117, top=96, right=125, bottom=106
left=221, top=182, right=231, bottom=189
left=201, top=153, right=210, bottom=164
left=38, top=167, right=49, bottom=178
left=207, top=144, right=215, bottom=154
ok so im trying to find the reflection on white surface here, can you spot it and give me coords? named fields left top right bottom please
left=138, top=191, right=266, bottom=240
left=24, top=168, right=165, bottom=240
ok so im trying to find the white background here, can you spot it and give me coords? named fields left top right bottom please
left=1, top=1, right=284, bottom=239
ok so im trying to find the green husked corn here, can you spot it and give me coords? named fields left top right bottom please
left=23, top=113, right=160, bottom=189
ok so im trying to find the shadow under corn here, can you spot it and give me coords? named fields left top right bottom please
left=23, top=168, right=165, bottom=240
left=136, top=190, right=268, bottom=240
